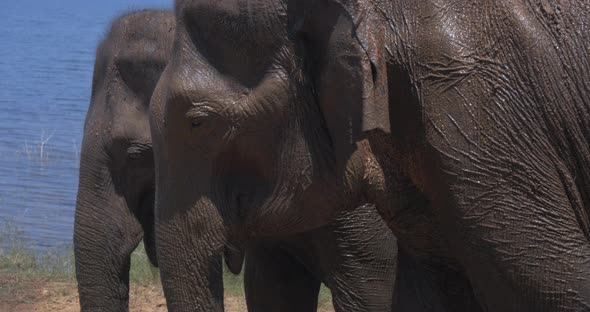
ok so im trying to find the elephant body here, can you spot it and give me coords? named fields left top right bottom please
left=151, top=0, right=590, bottom=311
left=370, top=1, right=590, bottom=310
left=74, top=10, right=174, bottom=311
left=75, top=9, right=398, bottom=312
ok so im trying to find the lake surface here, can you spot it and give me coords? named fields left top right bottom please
left=0, top=0, right=172, bottom=249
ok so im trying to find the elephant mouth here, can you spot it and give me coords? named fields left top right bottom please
left=221, top=193, right=249, bottom=275
left=234, top=191, right=265, bottom=240
left=236, top=193, right=248, bottom=219
left=232, top=192, right=252, bottom=237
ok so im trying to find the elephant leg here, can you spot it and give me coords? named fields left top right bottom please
left=393, top=247, right=481, bottom=312
left=454, top=182, right=588, bottom=309
left=429, top=151, right=590, bottom=310
left=317, top=204, right=396, bottom=312
left=244, top=244, right=321, bottom=312
left=74, top=172, right=143, bottom=312
left=394, top=248, right=445, bottom=312
left=384, top=4, right=590, bottom=307
left=364, top=134, right=482, bottom=311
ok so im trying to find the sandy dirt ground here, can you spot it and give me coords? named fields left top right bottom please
left=0, top=272, right=334, bottom=312
left=0, top=273, right=245, bottom=312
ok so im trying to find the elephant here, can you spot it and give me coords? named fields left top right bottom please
left=150, top=0, right=590, bottom=311
left=74, top=8, right=399, bottom=312
left=73, top=10, right=174, bottom=311
left=244, top=203, right=397, bottom=312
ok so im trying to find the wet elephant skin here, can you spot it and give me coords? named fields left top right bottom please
left=151, top=0, right=590, bottom=311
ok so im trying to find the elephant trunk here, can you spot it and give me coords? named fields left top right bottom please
left=138, top=191, right=158, bottom=267
left=74, top=158, right=143, bottom=311
left=155, top=194, right=227, bottom=312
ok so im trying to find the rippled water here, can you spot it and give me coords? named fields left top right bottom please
left=0, top=0, right=172, bottom=249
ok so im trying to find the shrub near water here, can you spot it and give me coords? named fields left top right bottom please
left=0, top=221, right=74, bottom=279
left=0, top=224, right=224, bottom=286
left=0, top=223, right=155, bottom=283
left=0, top=221, right=223, bottom=286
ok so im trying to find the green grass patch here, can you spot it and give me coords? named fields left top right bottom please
left=129, top=244, right=160, bottom=284
left=0, top=220, right=332, bottom=309
left=318, top=284, right=333, bottom=308
left=0, top=221, right=74, bottom=280
left=223, top=264, right=245, bottom=296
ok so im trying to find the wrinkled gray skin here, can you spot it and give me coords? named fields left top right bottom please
left=73, top=10, right=174, bottom=311
left=151, top=0, right=590, bottom=311
left=152, top=0, right=590, bottom=311
left=75, top=8, right=398, bottom=312
left=245, top=203, right=397, bottom=312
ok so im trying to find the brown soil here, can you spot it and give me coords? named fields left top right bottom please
left=0, top=272, right=334, bottom=312
left=0, top=272, right=248, bottom=312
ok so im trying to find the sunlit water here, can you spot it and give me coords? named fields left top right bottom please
left=0, top=0, right=172, bottom=249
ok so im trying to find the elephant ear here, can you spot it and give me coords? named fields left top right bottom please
left=289, top=0, right=390, bottom=165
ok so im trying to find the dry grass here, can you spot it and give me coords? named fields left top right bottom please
left=0, top=221, right=334, bottom=311
left=0, top=272, right=333, bottom=312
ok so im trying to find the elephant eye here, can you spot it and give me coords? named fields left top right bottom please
left=126, top=142, right=152, bottom=161
left=191, top=120, right=202, bottom=129
left=187, top=103, right=214, bottom=132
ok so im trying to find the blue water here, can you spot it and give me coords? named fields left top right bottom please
left=0, top=0, right=173, bottom=249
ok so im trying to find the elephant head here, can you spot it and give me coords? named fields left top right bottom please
left=150, top=0, right=392, bottom=310
left=74, top=10, right=174, bottom=311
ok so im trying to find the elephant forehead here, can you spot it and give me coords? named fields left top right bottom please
left=168, top=32, right=292, bottom=99
left=177, top=0, right=289, bottom=88
left=112, top=41, right=168, bottom=68
left=180, top=0, right=286, bottom=50
left=164, top=53, right=291, bottom=123
left=112, top=11, right=174, bottom=40
left=94, top=14, right=173, bottom=92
